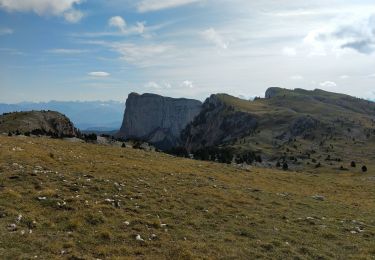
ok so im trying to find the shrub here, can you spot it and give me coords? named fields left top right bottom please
left=84, top=133, right=97, bottom=141
left=167, top=146, right=189, bottom=157
left=350, top=161, right=356, bottom=168
left=98, top=231, right=111, bottom=241
left=255, top=155, right=262, bottom=163
left=282, top=162, right=288, bottom=171
left=85, top=213, right=105, bottom=225
left=362, top=165, right=368, bottom=173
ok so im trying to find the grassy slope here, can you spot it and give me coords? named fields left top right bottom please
left=0, top=111, right=73, bottom=134
left=212, top=93, right=375, bottom=169
left=216, top=91, right=375, bottom=122
left=0, top=135, right=375, bottom=259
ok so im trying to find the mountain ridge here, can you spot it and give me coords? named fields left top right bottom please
left=180, top=88, right=375, bottom=168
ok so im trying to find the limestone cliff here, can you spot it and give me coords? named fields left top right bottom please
left=182, top=94, right=258, bottom=152
left=117, top=93, right=202, bottom=150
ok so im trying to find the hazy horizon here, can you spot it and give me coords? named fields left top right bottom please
left=1, top=0, right=375, bottom=102
left=1, top=87, right=375, bottom=104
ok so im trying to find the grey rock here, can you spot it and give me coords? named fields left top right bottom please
left=136, top=234, right=144, bottom=241
left=117, top=93, right=202, bottom=150
left=7, top=223, right=17, bottom=231
left=265, top=87, right=282, bottom=99
left=312, top=194, right=325, bottom=201
left=182, top=94, right=258, bottom=152
left=290, top=116, right=319, bottom=136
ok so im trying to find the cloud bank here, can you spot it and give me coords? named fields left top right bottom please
left=137, top=0, right=202, bottom=13
left=0, top=0, right=84, bottom=23
left=88, top=71, right=110, bottom=77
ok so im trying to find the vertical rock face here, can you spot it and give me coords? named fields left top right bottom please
left=117, top=93, right=202, bottom=150
left=182, top=94, right=258, bottom=152
left=265, top=87, right=282, bottom=99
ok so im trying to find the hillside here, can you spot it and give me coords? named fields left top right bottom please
left=0, top=135, right=375, bottom=259
left=182, top=88, right=375, bottom=170
left=0, top=101, right=124, bottom=131
left=0, top=111, right=78, bottom=137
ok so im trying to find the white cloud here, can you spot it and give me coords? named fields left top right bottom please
left=304, top=13, right=375, bottom=56
left=340, top=75, right=349, bottom=79
left=290, top=75, right=303, bottom=80
left=181, top=80, right=194, bottom=88
left=85, top=40, right=174, bottom=67
left=88, top=71, right=110, bottom=77
left=145, top=81, right=161, bottom=89
left=110, top=42, right=173, bottom=67
left=201, top=28, right=228, bottom=49
left=0, top=47, right=23, bottom=55
left=0, top=27, right=13, bottom=35
left=64, top=9, right=84, bottom=23
left=107, top=16, right=146, bottom=36
left=109, top=16, right=127, bottom=32
left=0, top=0, right=84, bottom=23
left=319, top=81, right=337, bottom=88
left=137, top=0, right=202, bottom=13
left=145, top=81, right=173, bottom=90
left=145, top=80, right=194, bottom=90
left=282, top=47, right=297, bottom=56
left=135, top=22, right=145, bottom=34
left=47, top=48, right=87, bottom=54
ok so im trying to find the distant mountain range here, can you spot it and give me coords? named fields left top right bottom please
left=0, top=101, right=124, bottom=131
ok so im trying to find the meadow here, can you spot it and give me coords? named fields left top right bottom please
left=0, top=135, right=374, bottom=259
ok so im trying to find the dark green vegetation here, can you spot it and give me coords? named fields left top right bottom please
left=182, top=88, right=375, bottom=171
left=1, top=135, right=375, bottom=259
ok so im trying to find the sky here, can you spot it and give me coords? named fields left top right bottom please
left=1, top=0, right=375, bottom=102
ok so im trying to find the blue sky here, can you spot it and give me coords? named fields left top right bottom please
left=1, top=0, right=375, bottom=102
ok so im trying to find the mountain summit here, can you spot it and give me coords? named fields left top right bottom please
left=117, top=93, right=202, bottom=150
left=0, top=110, right=79, bottom=137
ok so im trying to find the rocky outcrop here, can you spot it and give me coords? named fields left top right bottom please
left=117, top=93, right=202, bottom=150
left=0, top=110, right=78, bottom=137
left=290, top=116, right=319, bottom=136
left=182, top=94, right=258, bottom=152
left=265, top=87, right=282, bottom=99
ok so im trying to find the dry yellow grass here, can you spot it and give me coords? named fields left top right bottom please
left=0, top=135, right=375, bottom=259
